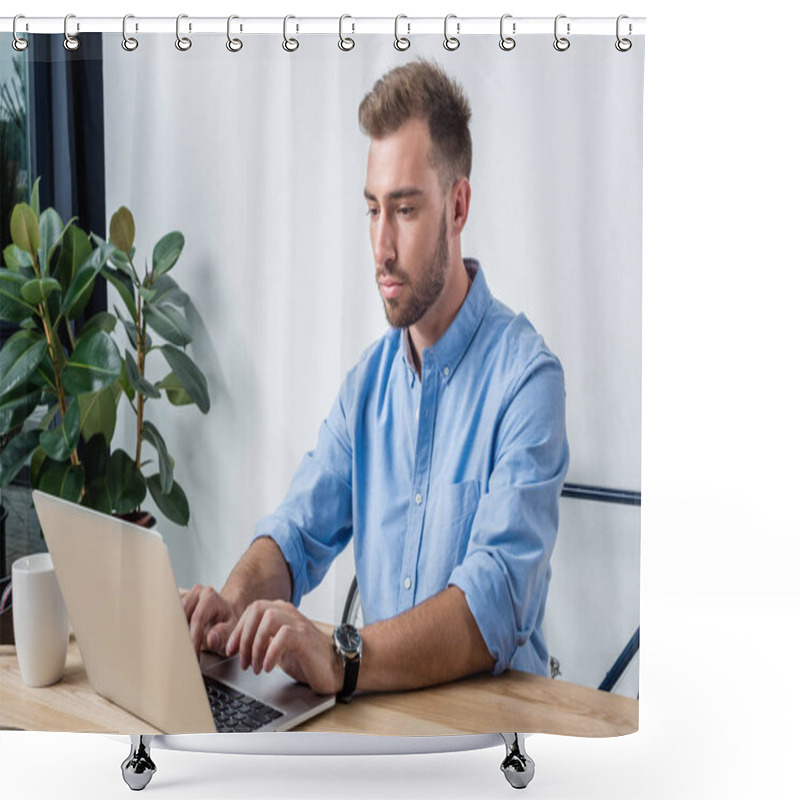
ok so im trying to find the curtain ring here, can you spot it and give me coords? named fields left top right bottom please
left=226, top=15, right=243, bottom=52
left=394, top=14, right=410, bottom=51
left=283, top=15, right=299, bottom=52
left=499, top=14, right=516, bottom=51
left=63, top=13, right=80, bottom=51
left=553, top=14, right=570, bottom=52
left=175, top=14, right=192, bottom=51
left=443, top=14, right=460, bottom=51
left=338, top=14, right=355, bottom=51
left=122, top=14, right=138, bottom=51
left=339, top=14, right=356, bottom=53
left=615, top=15, right=632, bottom=52
left=12, top=15, right=29, bottom=51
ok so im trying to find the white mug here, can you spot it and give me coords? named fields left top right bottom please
left=12, top=552, right=70, bottom=687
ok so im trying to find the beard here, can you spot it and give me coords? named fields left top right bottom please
left=378, top=210, right=449, bottom=329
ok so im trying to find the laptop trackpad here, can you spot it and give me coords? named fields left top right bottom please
left=201, top=653, right=334, bottom=728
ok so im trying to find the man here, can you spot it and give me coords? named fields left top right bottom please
left=183, top=60, right=568, bottom=700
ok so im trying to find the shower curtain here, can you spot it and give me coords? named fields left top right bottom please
left=1, top=21, right=644, bottom=736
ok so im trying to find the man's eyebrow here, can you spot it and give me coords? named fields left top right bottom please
left=363, top=187, right=425, bottom=202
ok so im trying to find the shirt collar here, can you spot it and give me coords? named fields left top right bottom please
left=400, top=258, right=491, bottom=385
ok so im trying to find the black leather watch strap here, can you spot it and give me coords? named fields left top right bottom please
left=338, top=652, right=360, bottom=703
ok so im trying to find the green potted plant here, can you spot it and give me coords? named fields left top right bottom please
left=97, top=205, right=211, bottom=526
left=1, top=183, right=210, bottom=529
left=0, top=180, right=121, bottom=502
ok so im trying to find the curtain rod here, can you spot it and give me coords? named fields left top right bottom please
left=1, top=16, right=646, bottom=37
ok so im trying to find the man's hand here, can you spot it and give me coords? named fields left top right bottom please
left=225, top=599, right=345, bottom=696
left=182, top=584, right=239, bottom=658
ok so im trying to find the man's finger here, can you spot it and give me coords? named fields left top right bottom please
left=263, top=624, right=293, bottom=675
left=207, top=620, right=234, bottom=655
left=189, top=588, right=221, bottom=656
left=181, top=584, right=201, bottom=622
left=234, top=604, right=267, bottom=670
left=225, top=615, right=243, bottom=657
left=251, top=609, right=286, bottom=674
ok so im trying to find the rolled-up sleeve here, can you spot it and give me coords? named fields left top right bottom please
left=253, top=370, right=356, bottom=608
left=448, top=352, right=569, bottom=675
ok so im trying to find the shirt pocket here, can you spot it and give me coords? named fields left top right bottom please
left=418, top=479, right=481, bottom=598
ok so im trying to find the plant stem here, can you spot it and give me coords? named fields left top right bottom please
left=38, top=301, right=80, bottom=468
left=32, top=253, right=79, bottom=471
left=135, top=287, right=144, bottom=472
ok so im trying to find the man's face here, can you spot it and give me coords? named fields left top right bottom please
left=364, top=119, right=450, bottom=329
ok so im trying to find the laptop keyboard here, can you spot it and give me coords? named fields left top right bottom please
left=203, top=674, right=285, bottom=732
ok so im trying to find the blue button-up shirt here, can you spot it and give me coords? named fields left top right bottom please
left=255, top=259, right=568, bottom=676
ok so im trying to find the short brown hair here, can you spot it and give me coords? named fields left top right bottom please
left=358, top=60, right=472, bottom=190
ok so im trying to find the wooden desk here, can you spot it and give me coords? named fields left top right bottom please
left=0, top=638, right=637, bottom=737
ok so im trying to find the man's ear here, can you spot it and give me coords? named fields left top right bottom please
left=450, top=178, right=471, bottom=235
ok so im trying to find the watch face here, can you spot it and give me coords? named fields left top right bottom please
left=336, top=624, right=362, bottom=654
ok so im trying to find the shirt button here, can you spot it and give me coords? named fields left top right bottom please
left=415, top=407, right=419, bottom=419
left=404, top=578, right=411, bottom=590
left=443, top=366, right=450, bottom=376
left=414, top=493, right=422, bottom=505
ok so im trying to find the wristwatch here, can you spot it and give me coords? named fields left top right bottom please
left=332, top=623, right=362, bottom=703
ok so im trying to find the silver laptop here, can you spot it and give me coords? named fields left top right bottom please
left=32, top=490, right=335, bottom=734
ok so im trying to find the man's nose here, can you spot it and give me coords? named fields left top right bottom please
left=373, top=215, right=396, bottom=268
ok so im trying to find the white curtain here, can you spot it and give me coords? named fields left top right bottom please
left=102, top=32, right=643, bottom=692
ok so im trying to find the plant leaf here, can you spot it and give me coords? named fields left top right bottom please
left=29, top=352, right=57, bottom=393
left=142, top=304, right=192, bottom=346
left=151, top=274, right=189, bottom=307
left=38, top=208, right=63, bottom=275
left=140, top=285, right=156, bottom=303
left=122, top=318, right=139, bottom=350
left=37, top=460, right=85, bottom=503
left=0, top=330, right=48, bottom=398
left=152, top=231, right=184, bottom=277
left=61, top=242, right=116, bottom=318
left=79, top=311, right=117, bottom=336
left=109, top=207, right=136, bottom=254
left=0, top=271, right=38, bottom=322
left=38, top=401, right=61, bottom=430
left=39, top=399, right=81, bottom=461
left=78, top=383, right=121, bottom=445
left=47, top=216, right=78, bottom=274
left=4, top=244, right=33, bottom=272
left=101, top=267, right=137, bottom=320
left=82, top=477, right=113, bottom=515
left=0, top=429, right=41, bottom=488
left=142, top=420, right=174, bottom=494
left=125, top=351, right=161, bottom=399
left=30, top=177, right=41, bottom=219
left=117, top=359, right=135, bottom=402
left=21, top=277, right=62, bottom=305
left=61, top=330, right=122, bottom=395
left=30, top=445, right=47, bottom=486
left=155, top=372, right=193, bottom=406
left=82, top=433, right=109, bottom=482
left=159, top=345, right=210, bottom=413
left=147, top=474, right=189, bottom=526
left=108, top=243, right=135, bottom=270
left=80, top=433, right=112, bottom=514
left=55, top=226, right=92, bottom=291
left=107, top=247, right=138, bottom=283
left=108, top=449, right=147, bottom=514
left=0, top=384, right=41, bottom=436
left=10, top=203, right=40, bottom=258
left=119, top=311, right=150, bottom=351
